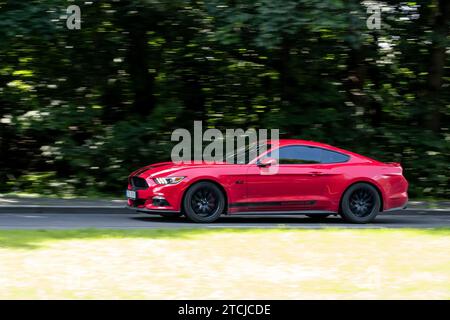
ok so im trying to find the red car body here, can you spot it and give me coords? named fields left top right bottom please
left=127, top=139, right=408, bottom=218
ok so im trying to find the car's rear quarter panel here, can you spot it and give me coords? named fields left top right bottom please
left=322, top=161, right=408, bottom=212
left=377, top=166, right=409, bottom=210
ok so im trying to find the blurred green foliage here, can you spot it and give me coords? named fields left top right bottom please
left=0, top=0, right=449, bottom=198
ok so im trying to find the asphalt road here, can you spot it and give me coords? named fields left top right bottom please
left=0, top=209, right=449, bottom=229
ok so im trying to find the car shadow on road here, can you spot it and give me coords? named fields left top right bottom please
left=130, top=214, right=432, bottom=226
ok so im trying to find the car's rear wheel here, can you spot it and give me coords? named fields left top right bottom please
left=305, top=214, right=330, bottom=220
left=183, top=181, right=225, bottom=223
left=340, top=183, right=380, bottom=223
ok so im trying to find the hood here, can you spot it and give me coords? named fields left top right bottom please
left=130, top=161, right=229, bottom=179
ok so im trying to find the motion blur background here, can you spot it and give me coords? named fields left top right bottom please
left=0, top=0, right=448, bottom=199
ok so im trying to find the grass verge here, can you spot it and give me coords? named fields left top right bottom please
left=0, top=228, right=449, bottom=299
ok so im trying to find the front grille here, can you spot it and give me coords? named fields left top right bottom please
left=131, top=177, right=148, bottom=189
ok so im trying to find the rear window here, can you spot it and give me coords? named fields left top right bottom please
left=320, top=149, right=350, bottom=163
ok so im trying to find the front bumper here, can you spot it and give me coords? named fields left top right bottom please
left=126, top=178, right=187, bottom=212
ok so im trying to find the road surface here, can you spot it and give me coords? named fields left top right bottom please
left=0, top=210, right=449, bottom=229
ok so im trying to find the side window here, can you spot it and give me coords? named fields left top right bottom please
left=265, top=145, right=349, bottom=164
left=268, top=146, right=322, bottom=164
left=320, top=149, right=349, bottom=163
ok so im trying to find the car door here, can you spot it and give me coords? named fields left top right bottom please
left=245, top=145, right=332, bottom=212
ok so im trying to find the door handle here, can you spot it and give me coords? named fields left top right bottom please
left=308, top=171, right=323, bottom=176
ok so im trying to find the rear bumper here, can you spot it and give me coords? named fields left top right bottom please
left=384, top=191, right=408, bottom=211
left=383, top=203, right=408, bottom=212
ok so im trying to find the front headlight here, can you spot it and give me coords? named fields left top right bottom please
left=153, top=176, right=185, bottom=185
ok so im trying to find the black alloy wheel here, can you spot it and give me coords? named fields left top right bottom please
left=349, top=188, right=375, bottom=217
left=340, top=183, right=381, bottom=223
left=183, top=182, right=225, bottom=223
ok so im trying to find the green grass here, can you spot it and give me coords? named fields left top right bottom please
left=1, top=227, right=449, bottom=250
left=0, top=228, right=213, bottom=249
left=0, top=228, right=449, bottom=299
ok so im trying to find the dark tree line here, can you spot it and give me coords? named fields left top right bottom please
left=0, top=0, right=448, bottom=198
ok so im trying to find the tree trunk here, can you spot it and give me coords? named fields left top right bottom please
left=127, top=26, right=156, bottom=116
left=181, top=73, right=206, bottom=122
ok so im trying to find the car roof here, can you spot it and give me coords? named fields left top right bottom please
left=267, top=139, right=337, bottom=149
left=264, top=139, right=376, bottom=162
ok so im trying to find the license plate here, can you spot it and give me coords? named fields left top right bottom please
left=126, top=190, right=136, bottom=200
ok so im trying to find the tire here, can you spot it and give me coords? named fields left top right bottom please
left=340, top=183, right=381, bottom=223
left=183, top=181, right=225, bottom=223
left=305, top=214, right=330, bottom=220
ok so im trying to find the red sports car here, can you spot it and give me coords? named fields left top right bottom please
left=126, top=139, right=408, bottom=223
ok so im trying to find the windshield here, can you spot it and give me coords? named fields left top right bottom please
left=224, top=143, right=271, bottom=164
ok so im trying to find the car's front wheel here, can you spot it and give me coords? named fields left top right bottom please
left=340, top=183, right=381, bottom=223
left=183, top=181, right=225, bottom=223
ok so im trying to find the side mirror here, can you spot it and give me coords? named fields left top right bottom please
left=257, top=157, right=278, bottom=167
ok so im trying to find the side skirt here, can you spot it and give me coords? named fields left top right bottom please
left=228, top=210, right=337, bottom=216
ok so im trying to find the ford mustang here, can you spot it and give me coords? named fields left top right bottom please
left=126, top=139, right=408, bottom=223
